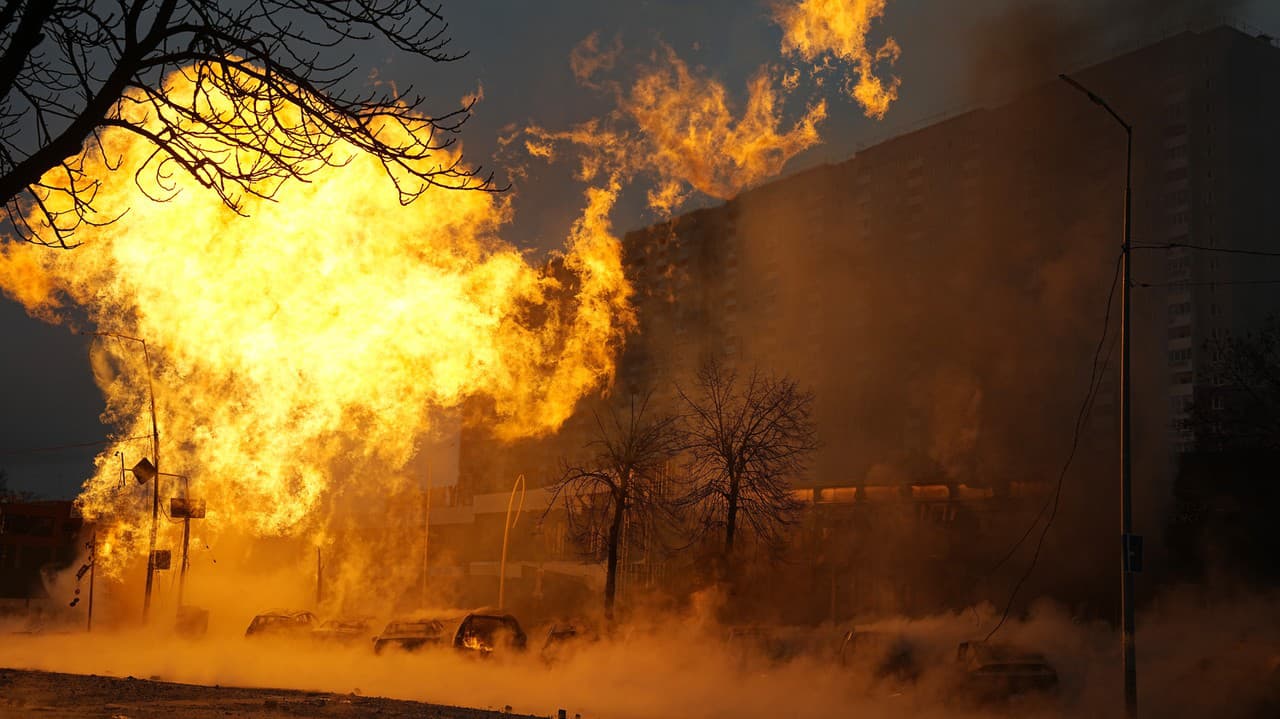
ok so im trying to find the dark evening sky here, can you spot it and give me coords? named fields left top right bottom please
left=2, top=0, right=1277, bottom=497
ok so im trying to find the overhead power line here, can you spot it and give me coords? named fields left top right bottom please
left=1133, top=242, right=1280, bottom=259
left=0, top=434, right=152, bottom=458
left=1136, top=279, right=1280, bottom=288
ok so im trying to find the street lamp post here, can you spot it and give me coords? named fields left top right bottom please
left=1060, top=73, right=1138, bottom=719
left=82, top=331, right=161, bottom=621
left=497, top=474, right=526, bottom=610
left=173, top=474, right=201, bottom=608
left=124, top=457, right=161, bottom=622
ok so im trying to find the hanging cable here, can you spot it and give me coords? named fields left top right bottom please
left=983, top=251, right=1122, bottom=641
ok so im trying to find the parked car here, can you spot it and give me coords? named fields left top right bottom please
left=372, top=617, right=451, bottom=654
left=727, top=619, right=814, bottom=665
left=452, top=611, right=527, bottom=656
left=244, top=609, right=318, bottom=639
left=540, top=620, right=598, bottom=663
left=838, top=629, right=921, bottom=683
left=954, top=641, right=1059, bottom=701
left=311, top=616, right=374, bottom=646
left=725, top=625, right=802, bottom=665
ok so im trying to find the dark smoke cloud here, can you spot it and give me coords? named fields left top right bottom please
left=969, top=0, right=1250, bottom=103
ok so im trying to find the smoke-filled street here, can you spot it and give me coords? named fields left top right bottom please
left=3, top=591, right=1280, bottom=718
left=4, top=1, right=1280, bottom=718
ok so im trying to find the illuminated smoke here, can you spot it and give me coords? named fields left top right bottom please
left=0, top=64, right=632, bottom=583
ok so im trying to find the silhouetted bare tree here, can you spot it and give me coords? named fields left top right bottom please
left=0, top=467, right=34, bottom=501
left=679, top=357, right=817, bottom=568
left=0, top=1, right=495, bottom=248
left=547, top=391, right=680, bottom=620
left=1186, top=315, right=1280, bottom=451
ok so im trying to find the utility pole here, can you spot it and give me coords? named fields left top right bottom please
left=86, top=530, right=96, bottom=632
left=498, top=474, right=525, bottom=610
left=82, top=331, right=160, bottom=622
left=421, top=463, right=432, bottom=606
left=1060, top=73, right=1139, bottom=719
left=316, top=548, right=323, bottom=607
left=142, top=338, right=159, bottom=622
left=177, top=505, right=191, bottom=607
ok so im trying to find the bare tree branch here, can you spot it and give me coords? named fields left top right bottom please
left=545, top=390, right=681, bottom=621
left=1186, top=315, right=1280, bottom=450
left=0, top=0, right=498, bottom=249
left=677, top=356, right=818, bottom=573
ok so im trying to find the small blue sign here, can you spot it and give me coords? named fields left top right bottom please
left=1123, top=534, right=1143, bottom=573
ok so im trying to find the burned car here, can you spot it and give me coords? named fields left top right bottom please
left=954, top=641, right=1059, bottom=701
left=244, top=609, right=318, bottom=639
left=453, top=611, right=527, bottom=656
left=372, top=617, right=450, bottom=655
left=311, top=616, right=375, bottom=646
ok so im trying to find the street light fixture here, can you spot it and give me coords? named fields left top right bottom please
left=168, top=475, right=205, bottom=608
left=1060, top=73, right=1139, bottom=719
left=125, top=460, right=199, bottom=615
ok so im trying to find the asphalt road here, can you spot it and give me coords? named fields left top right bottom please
left=0, top=668, right=544, bottom=719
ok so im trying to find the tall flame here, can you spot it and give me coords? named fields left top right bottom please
left=628, top=47, right=827, bottom=213
left=775, top=0, right=901, bottom=119
left=525, top=1, right=902, bottom=218
left=0, top=64, right=632, bottom=585
left=527, top=44, right=827, bottom=215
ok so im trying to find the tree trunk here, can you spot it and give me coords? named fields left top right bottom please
left=603, top=491, right=626, bottom=621
left=724, top=472, right=741, bottom=562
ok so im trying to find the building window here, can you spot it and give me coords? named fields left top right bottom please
left=1168, top=348, right=1192, bottom=365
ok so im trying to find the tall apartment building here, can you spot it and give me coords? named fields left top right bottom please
left=1143, top=28, right=1280, bottom=453
left=613, top=23, right=1280, bottom=498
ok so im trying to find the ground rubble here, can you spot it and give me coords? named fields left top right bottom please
left=0, top=668, right=543, bottom=719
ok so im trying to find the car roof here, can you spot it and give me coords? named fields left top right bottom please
left=257, top=609, right=314, bottom=619
left=962, top=641, right=1047, bottom=662
left=320, top=617, right=370, bottom=626
left=385, top=617, right=450, bottom=625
